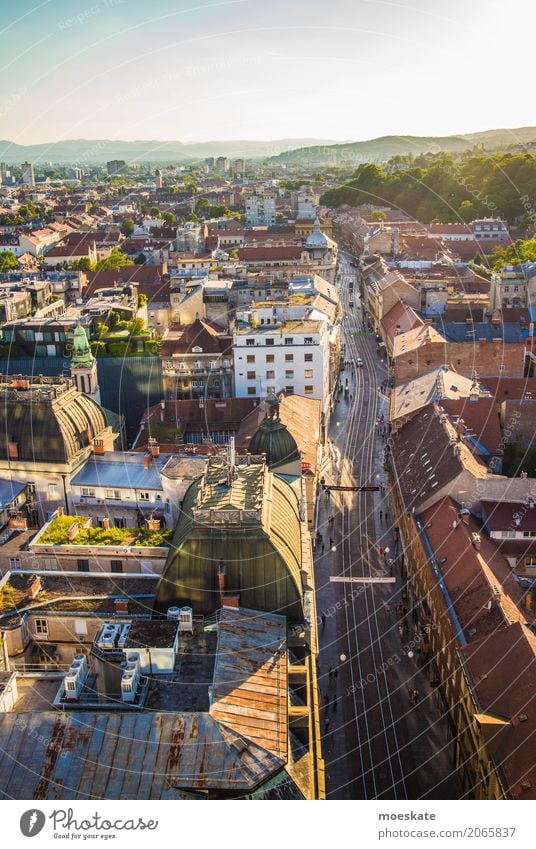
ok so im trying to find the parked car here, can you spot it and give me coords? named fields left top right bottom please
left=356, top=356, right=364, bottom=367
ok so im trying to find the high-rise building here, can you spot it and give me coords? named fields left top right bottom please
left=215, top=156, right=229, bottom=173
left=20, top=161, right=35, bottom=186
left=106, top=159, right=126, bottom=176
left=205, top=156, right=215, bottom=170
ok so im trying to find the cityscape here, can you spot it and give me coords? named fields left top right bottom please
left=0, top=0, right=534, bottom=818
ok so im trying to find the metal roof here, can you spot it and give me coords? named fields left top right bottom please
left=72, top=453, right=164, bottom=491
left=0, top=478, right=26, bottom=510
left=0, top=711, right=284, bottom=799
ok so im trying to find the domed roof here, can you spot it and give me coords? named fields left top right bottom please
left=0, top=376, right=109, bottom=464
left=249, top=418, right=300, bottom=468
left=305, top=218, right=329, bottom=249
left=71, top=324, right=95, bottom=368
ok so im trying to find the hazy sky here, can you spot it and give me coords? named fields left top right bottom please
left=0, top=0, right=533, bottom=143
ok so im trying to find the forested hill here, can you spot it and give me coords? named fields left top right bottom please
left=319, top=153, right=536, bottom=224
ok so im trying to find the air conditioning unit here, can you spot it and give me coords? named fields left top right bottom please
left=97, top=623, right=120, bottom=650
left=167, top=606, right=181, bottom=621
left=179, top=606, right=193, bottom=633
left=117, top=623, right=131, bottom=649
left=121, top=668, right=140, bottom=703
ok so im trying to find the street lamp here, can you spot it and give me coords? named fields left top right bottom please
left=339, top=654, right=347, bottom=663
left=407, top=651, right=414, bottom=659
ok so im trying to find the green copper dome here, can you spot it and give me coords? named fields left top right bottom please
left=71, top=324, right=94, bottom=368
left=249, top=418, right=299, bottom=468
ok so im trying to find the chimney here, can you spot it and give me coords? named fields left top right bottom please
left=460, top=511, right=470, bottom=525
left=114, top=597, right=128, bottom=614
left=222, top=593, right=239, bottom=608
left=472, top=532, right=481, bottom=551
left=93, top=438, right=105, bottom=455
left=57, top=506, right=65, bottom=517
left=26, top=574, right=41, bottom=599
left=148, top=438, right=160, bottom=458
left=68, top=521, right=80, bottom=541
left=217, top=559, right=226, bottom=604
left=102, top=517, right=110, bottom=530
left=147, top=518, right=160, bottom=531
left=143, top=452, right=153, bottom=469
left=7, top=441, right=19, bottom=460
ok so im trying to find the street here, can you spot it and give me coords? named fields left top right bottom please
left=314, top=252, right=462, bottom=800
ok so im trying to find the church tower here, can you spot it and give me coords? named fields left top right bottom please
left=70, top=324, right=100, bottom=403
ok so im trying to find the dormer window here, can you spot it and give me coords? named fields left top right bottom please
left=192, top=346, right=203, bottom=353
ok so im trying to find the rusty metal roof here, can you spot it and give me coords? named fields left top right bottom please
left=211, top=607, right=287, bottom=760
left=0, top=710, right=286, bottom=800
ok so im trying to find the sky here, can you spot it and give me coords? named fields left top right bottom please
left=0, top=0, right=533, bottom=144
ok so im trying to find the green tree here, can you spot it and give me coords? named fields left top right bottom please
left=149, top=206, right=161, bottom=219
left=134, top=252, right=146, bottom=264
left=138, top=293, right=148, bottom=308
left=95, top=247, right=134, bottom=271
left=371, top=210, right=387, bottom=221
left=161, top=211, right=177, bottom=224
left=0, top=250, right=19, bottom=271
left=121, top=217, right=135, bottom=236
left=71, top=256, right=94, bottom=272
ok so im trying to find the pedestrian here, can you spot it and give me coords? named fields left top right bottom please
left=333, top=695, right=338, bottom=711
left=329, top=536, right=333, bottom=548
left=324, top=692, right=330, bottom=706
left=379, top=510, right=383, bottom=522
left=324, top=716, right=330, bottom=733
left=379, top=547, right=384, bottom=557
left=334, top=668, right=338, bottom=680
left=385, top=603, right=391, bottom=614
left=321, top=543, right=325, bottom=554
left=321, top=613, right=326, bottom=629
left=328, top=667, right=333, bottom=681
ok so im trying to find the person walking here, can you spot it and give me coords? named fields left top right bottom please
left=333, top=695, right=338, bottom=711
left=321, top=612, right=326, bottom=629
left=334, top=668, right=338, bottom=681
left=379, top=510, right=383, bottom=523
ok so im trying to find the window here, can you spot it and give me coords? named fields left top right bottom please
left=285, top=370, right=294, bottom=379
left=266, top=370, right=275, bottom=379
left=285, top=386, right=295, bottom=394
left=502, top=530, right=516, bottom=538
left=523, top=531, right=536, bottom=538
left=247, top=387, right=257, bottom=395
left=284, top=337, right=294, bottom=345
left=266, top=354, right=275, bottom=363
left=247, top=371, right=256, bottom=379
left=246, top=338, right=255, bottom=346
left=105, top=489, right=121, bottom=500
left=42, top=557, right=57, bottom=569
left=114, top=517, right=126, bottom=528
left=111, top=560, right=123, bottom=573
left=81, top=487, right=95, bottom=497
left=48, top=483, right=58, bottom=498
left=304, top=385, right=314, bottom=394
left=304, top=353, right=313, bottom=362
left=304, top=369, right=313, bottom=378
left=77, top=559, right=90, bottom=572
left=246, top=355, right=255, bottom=363
left=304, top=337, right=313, bottom=344
left=35, top=619, right=48, bottom=636
left=285, top=353, right=294, bottom=362
left=266, top=338, right=274, bottom=346
left=139, top=492, right=150, bottom=501
left=9, top=557, right=21, bottom=569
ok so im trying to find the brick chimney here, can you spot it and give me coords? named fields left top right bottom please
left=26, top=574, right=42, bottom=599
left=147, top=518, right=160, bottom=531
left=143, top=452, right=153, bottom=469
left=93, top=438, right=105, bottom=455
left=102, top=517, right=110, bottom=530
left=114, top=597, right=128, bottom=614
left=148, top=438, right=160, bottom=458
left=68, top=521, right=80, bottom=541
left=7, top=441, right=19, bottom=460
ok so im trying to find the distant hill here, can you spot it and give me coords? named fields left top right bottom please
left=268, top=127, right=536, bottom=164
left=0, top=137, right=343, bottom=165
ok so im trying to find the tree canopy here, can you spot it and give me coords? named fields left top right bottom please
left=320, top=152, right=536, bottom=224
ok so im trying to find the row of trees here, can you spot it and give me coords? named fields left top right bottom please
left=320, top=153, right=536, bottom=224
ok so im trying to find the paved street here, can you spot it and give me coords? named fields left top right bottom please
left=314, top=253, right=462, bottom=800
